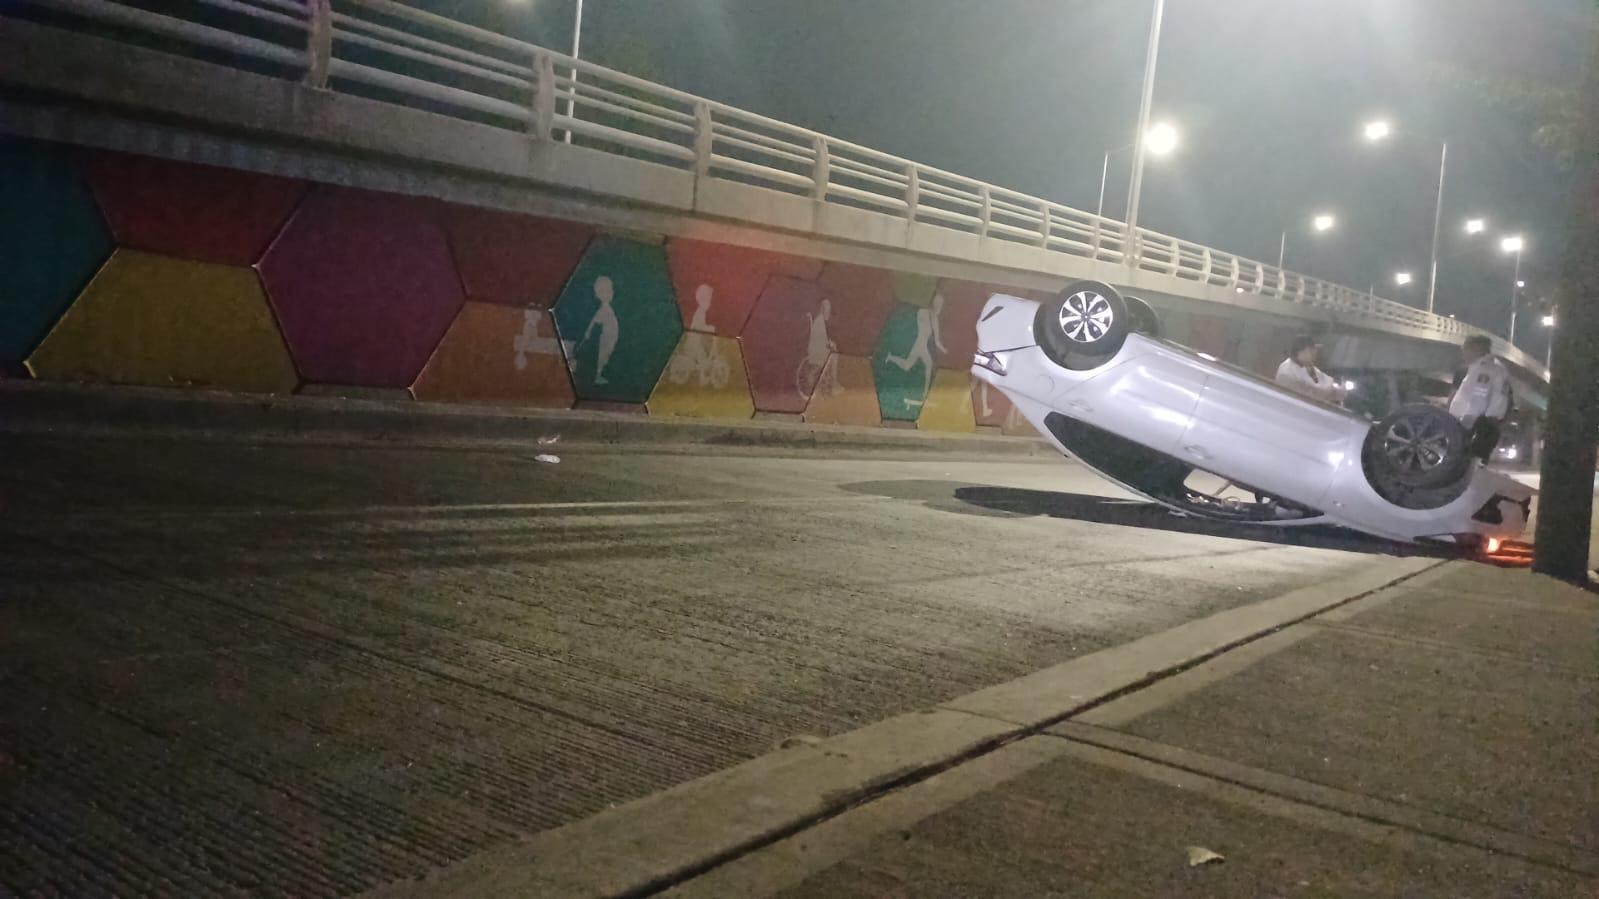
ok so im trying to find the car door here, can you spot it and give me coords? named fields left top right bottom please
left=1178, top=369, right=1364, bottom=504
left=1063, top=343, right=1213, bottom=456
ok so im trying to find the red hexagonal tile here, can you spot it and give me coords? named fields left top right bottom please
left=740, top=276, right=829, bottom=413
left=667, top=238, right=822, bottom=336
left=81, top=150, right=306, bottom=265
left=259, top=187, right=464, bottom=388
left=816, top=261, right=895, bottom=355
left=437, top=203, right=593, bottom=307
left=932, top=279, right=994, bottom=369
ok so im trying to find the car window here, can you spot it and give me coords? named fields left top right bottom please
left=1147, top=336, right=1370, bottom=423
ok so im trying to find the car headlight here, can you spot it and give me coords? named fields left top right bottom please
left=973, top=351, right=1009, bottom=375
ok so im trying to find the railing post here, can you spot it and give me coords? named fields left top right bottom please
left=1038, top=202, right=1051, bottom=249
left=1228, top=255, right=1240, bottom=288
left=904, top=164, right=919, bottom=223
left=978, top=184, right=991, bottom=238
left=693, top=101, right=713, bottom=176
left=304, top=0, right=331, bottom=89
left=531, top=51, right=555, bottom=139
left=1201, top=247, right=1213, bottom=281
left=811, top=136, right=829, bottom=201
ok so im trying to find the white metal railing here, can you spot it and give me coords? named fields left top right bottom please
left=13, top=0, right=1543, bottom=376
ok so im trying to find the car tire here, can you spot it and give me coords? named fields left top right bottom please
left=1124, top=295, right=1162, bottom=338
left=1035, top=280, right=1130, bottom=370
left=1365, top=403, right=1472, bottom=493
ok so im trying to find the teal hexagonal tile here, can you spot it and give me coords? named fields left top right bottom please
left=552, top=235, right=683, bottom=403
left=0, top=137, right=113, bottom=369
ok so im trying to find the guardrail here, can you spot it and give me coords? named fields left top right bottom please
left=12, top=0, right=1542, bottom=375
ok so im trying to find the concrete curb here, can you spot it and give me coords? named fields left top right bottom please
left=0, top=381, right=1048, bottom=456
left=365, top=555, right=1442, bottom=899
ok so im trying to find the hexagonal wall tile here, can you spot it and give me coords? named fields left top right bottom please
left=551, top=235, right=682, bottom=403
left=258, top=187, right=464, bottom=388
left=412, top=302, right=575, bottom=407
left=932, top=279, right=994, bottom=369
left=81, top=150, right=306, bottom=265
left=648, top=332, right=754, bottom=419
left=0, top=137, right=113, bottom=370
left=802, top=354, right=880, bottom=427
left=972, top=377, right=1011, bottom=428
left=916, top=369, right=977, bottom=433
left=740, top=276, right=829, bottom=413
left=437, top=203, right=593, bottom=307
left=667, top=239, right=821, bottom=336
left=872, top=301, right=941, bottom=421
left=28, top=250, right=297, bottom=393
left=816, top=262, right=895, bottom=355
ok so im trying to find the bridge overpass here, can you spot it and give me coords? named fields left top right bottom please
left=0, top=0, right=1549, bottom=435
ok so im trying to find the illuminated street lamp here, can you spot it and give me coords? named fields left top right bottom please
left=1097, top=121, right=1180, bottom=220
left=1278, top=212, right=1336, bottom=272
left=1145, top=121, right=1180, bottom=157
left=1362, top=119, right=1448, bottom=314
left=1394, top=271, right=1413, bottom=287
left=1465, top=217, right=1487, bottom=235
left=1501, top=235, right=1526, bottom=343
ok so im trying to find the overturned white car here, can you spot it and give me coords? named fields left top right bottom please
left=971, top=280, right=1533, bottom=547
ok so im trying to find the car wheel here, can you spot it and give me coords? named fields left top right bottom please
left=1124, top=295, right=1162, bottom=338
left=1035, top=280, right=1130, bottom=370
left=1365, top=403, right=1471, bottom=492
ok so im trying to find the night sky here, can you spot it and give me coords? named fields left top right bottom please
left=428, top=0, right=1593, bottom=353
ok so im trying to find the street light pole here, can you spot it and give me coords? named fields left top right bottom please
left=1508, top=247, right=1523, bottom=343
left=1122, top=0, right=1166, bottom=265
left=1277, top=230, right=1286, bottom=272
left=1096, top=151, right=1110, bottom=220
left=562, top=0, right=584, bottom=144
left=1426, top=141, right=1447, bottom=313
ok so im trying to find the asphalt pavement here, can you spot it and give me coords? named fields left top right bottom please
left=0, top=433, right=1422, bottom=897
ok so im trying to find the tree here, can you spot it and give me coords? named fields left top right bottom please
left=1533, top=14, right=1599, bottom=583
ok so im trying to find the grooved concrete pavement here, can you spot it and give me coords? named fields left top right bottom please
left=0, top=435, right=1420, bottom=896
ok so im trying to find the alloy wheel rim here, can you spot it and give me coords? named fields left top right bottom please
left=1059, top=291, right=1115, bottom=344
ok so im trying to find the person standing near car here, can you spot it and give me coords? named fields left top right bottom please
left=1274, top=335, right=1346, bottom=404
left=1449, top=335, right=1513, bottom=463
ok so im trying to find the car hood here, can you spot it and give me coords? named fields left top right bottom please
left=975, top=293, right=1041, bottom=354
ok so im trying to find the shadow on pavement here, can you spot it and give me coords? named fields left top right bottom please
left=841, top=479, right=1459, bottom=558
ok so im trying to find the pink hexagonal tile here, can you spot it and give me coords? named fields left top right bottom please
left=740, top=276, right=828, bottom=413
left=259, top=187, right=464, bottom=388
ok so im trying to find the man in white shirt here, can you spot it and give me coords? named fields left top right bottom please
left=1274, top=335, right=1346, bottom=404
left=1449, top=335, right=1513, bottom=462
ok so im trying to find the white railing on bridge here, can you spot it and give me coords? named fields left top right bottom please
left=14, top=0, right=1540, bottom=374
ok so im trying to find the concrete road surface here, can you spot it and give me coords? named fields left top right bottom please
left=0, top=435, right=1427, bottom=896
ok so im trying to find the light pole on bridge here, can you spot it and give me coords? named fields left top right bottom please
left=1097, top=122, right=1179, bottom=220
left=1278, top=212, right=1337, bottom=273
left=1361, top=119, right=1448, bottom=314
left=1122, top=0, right=1166, bottom=265
left=1501, top=234, right=1526, bottom=344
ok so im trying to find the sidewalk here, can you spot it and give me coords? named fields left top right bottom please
left=376, top=560, right=1597, bottom=897
left=0, top=379, right=1046, bottom=456
left=678, top=562, right=1598, bottom=897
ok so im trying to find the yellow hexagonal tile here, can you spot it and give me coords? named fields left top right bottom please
left=917, top=368, right=978, bottom=433
left=27, top=249, right=297, bottom=393
left=648, top=332, right=754, bottom=419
